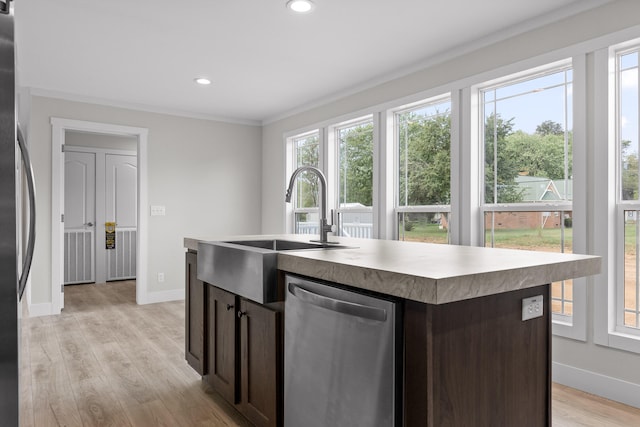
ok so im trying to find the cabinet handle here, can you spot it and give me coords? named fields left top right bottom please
left=237, top=311, right=247, bottom=318
left=226, top=304, right=234, bottom=311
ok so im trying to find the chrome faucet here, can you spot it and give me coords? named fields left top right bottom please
left=285, top=166, right=336, bottom=244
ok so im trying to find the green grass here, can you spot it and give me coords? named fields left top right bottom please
left=400, top=221, right=575, bottom=250
left=486, top=227, right=573, bottom=250
left=400, top=222, right=448, bottom=244
left=401, top=221, right=640, bottom=253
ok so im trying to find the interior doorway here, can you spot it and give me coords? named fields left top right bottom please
left=51, top=118, right=149, bottom=313
left=63, top=131, right=138, bottom=286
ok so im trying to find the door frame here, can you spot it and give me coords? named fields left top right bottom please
left=51, top=118, right=149, bottom=312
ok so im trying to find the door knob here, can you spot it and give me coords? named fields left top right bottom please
left=85, top=222, right=94, bottom=227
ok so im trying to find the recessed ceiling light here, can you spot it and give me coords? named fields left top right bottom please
left=194, top=77, right=211, bottom=85
left=287, top=0, right=314, bottom=13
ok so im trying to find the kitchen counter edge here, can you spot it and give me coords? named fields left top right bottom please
left=184, top=235, right=601, bottom=304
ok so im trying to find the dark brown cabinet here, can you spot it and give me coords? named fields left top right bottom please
left=238, top=298, right=283, bottom=427
left=207, top=285, right=238, bottom=404
left=404, top=285, right=551, bottom=426
left=185, top=250, right=206, bottom=375
left=186, top=249, right=283, bottom=426
left=202, top=280, right=283, bottom=427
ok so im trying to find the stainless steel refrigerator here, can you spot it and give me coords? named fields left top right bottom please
left=1, top=1, right=37, bottom=425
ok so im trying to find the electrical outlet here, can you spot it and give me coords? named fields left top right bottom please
left=157, top=272, right=165, bottom=282
left=522, top=295, right=543, bottom=321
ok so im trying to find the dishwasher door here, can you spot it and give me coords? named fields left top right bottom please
left=284, top=274, right=399, bottom=427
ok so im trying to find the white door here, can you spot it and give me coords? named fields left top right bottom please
left=105, top=154, right=137, bottom=281
left=64, top=151, right=96, bottom=285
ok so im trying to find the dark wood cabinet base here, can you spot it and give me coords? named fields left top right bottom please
left=207, top=285, right=238, bottom=404
left=189, top=252, right=552, bottom=427
left=404, top=285, right=551, bottom=427
left=186, top=252, right=284, bottom=427
left=239, top=298, right=283, bottom=427
left=204, top=283, right=283, bottom=427
left=185, top=250, right=206, bottom=375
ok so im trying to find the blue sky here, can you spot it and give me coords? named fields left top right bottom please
left=484, top=69, right=572, bottom=135
left=620, top=65, right=639, bottom=154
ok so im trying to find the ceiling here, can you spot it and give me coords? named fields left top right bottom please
left=14, top=0, right=609, bottom=125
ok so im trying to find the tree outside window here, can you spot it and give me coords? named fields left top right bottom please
left=336, top=120, right=374, bottom=239
left=396, top=98, right=451, bottom=244
left=292, top=132, right=320, bottom=234
left=481, top=67, right=574, bottom=317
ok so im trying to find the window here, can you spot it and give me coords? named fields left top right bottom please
left=334, top=118, right=374, bottom=239
left=480, top=63, right=574, bottom=319
left=617, top=46, right=640, bottom=334
left=395, top=96, right=451, bottom=243
left=291, top=131, right=320, bottom=234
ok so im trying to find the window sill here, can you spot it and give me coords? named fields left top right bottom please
left=606, top=330, right=640, bottom=354
left=553, top=317, right=586, bottom=342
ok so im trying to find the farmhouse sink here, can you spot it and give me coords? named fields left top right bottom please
left=224, top=239, right=347, bottom=251
left=196, top=239, right=350, bottom=303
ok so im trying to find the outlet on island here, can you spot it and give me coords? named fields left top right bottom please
left=158, top=272, right=165, bottom=282
left=522, top=295, right=543, bottom=321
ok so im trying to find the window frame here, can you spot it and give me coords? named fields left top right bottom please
left=614, top=42, right=640, bottom=339
left=592, top=40, right=640, bottom=355
left=329, top=115, right=377, bottom=239
left=285, top=128, right=323, bottom=235
left=474, top=57, right=588, bottom=340
left=284, top=54, right=591, bottom=343
left=291, top=129, right=322, bottom=234
left=392, top=94, right=453, bottom=243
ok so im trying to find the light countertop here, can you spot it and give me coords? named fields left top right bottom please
left=185, top=234, right=600, bottom=304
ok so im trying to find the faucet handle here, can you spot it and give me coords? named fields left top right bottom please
left=328, top=209, right=337, bottom=233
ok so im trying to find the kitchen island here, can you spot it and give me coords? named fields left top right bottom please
left=184, top=234, right=600, bottom=427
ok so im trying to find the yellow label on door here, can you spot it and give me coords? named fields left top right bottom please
left=105, top=222, right=116, bottom=249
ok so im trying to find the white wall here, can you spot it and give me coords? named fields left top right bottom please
left=28, top=95, right=262, bottom=307
left=261, top=0, right=640, bottom=407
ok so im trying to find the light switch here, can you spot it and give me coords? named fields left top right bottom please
left=150, top=205, right=166, bottom=216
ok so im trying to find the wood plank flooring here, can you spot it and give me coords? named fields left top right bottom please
left=20, top=281, right=640, bottom=426
left=20, top=281, right=250, bottom=427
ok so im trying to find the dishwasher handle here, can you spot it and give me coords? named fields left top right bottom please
left=288, top=282, right=387, bottom=322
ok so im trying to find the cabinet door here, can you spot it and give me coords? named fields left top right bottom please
left=207, top=285, right=238, bottom=404
left=185, top=251, right=206, bottom=375
left=239, top=299, right=282, bottom=427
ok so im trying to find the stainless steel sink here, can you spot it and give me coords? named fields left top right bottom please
left=224, top=239, right=347, bottom=251
left=196, top=239, right=350, bottom=303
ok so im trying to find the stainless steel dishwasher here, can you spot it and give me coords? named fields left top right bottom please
left=284, top=274, right=401, bottom=427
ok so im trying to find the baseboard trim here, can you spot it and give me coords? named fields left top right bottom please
left=138, top=289, right=185, bottom=305
left=553, top=361, right=640, bottom=409
left=27, top=289, right=184, bottom=315
left=27, top=302, right=54, bottom=318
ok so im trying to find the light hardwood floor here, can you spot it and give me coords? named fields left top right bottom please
left=20, top=281, right=640, bottom=426
left=20, top=281, right=251, bottom=427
